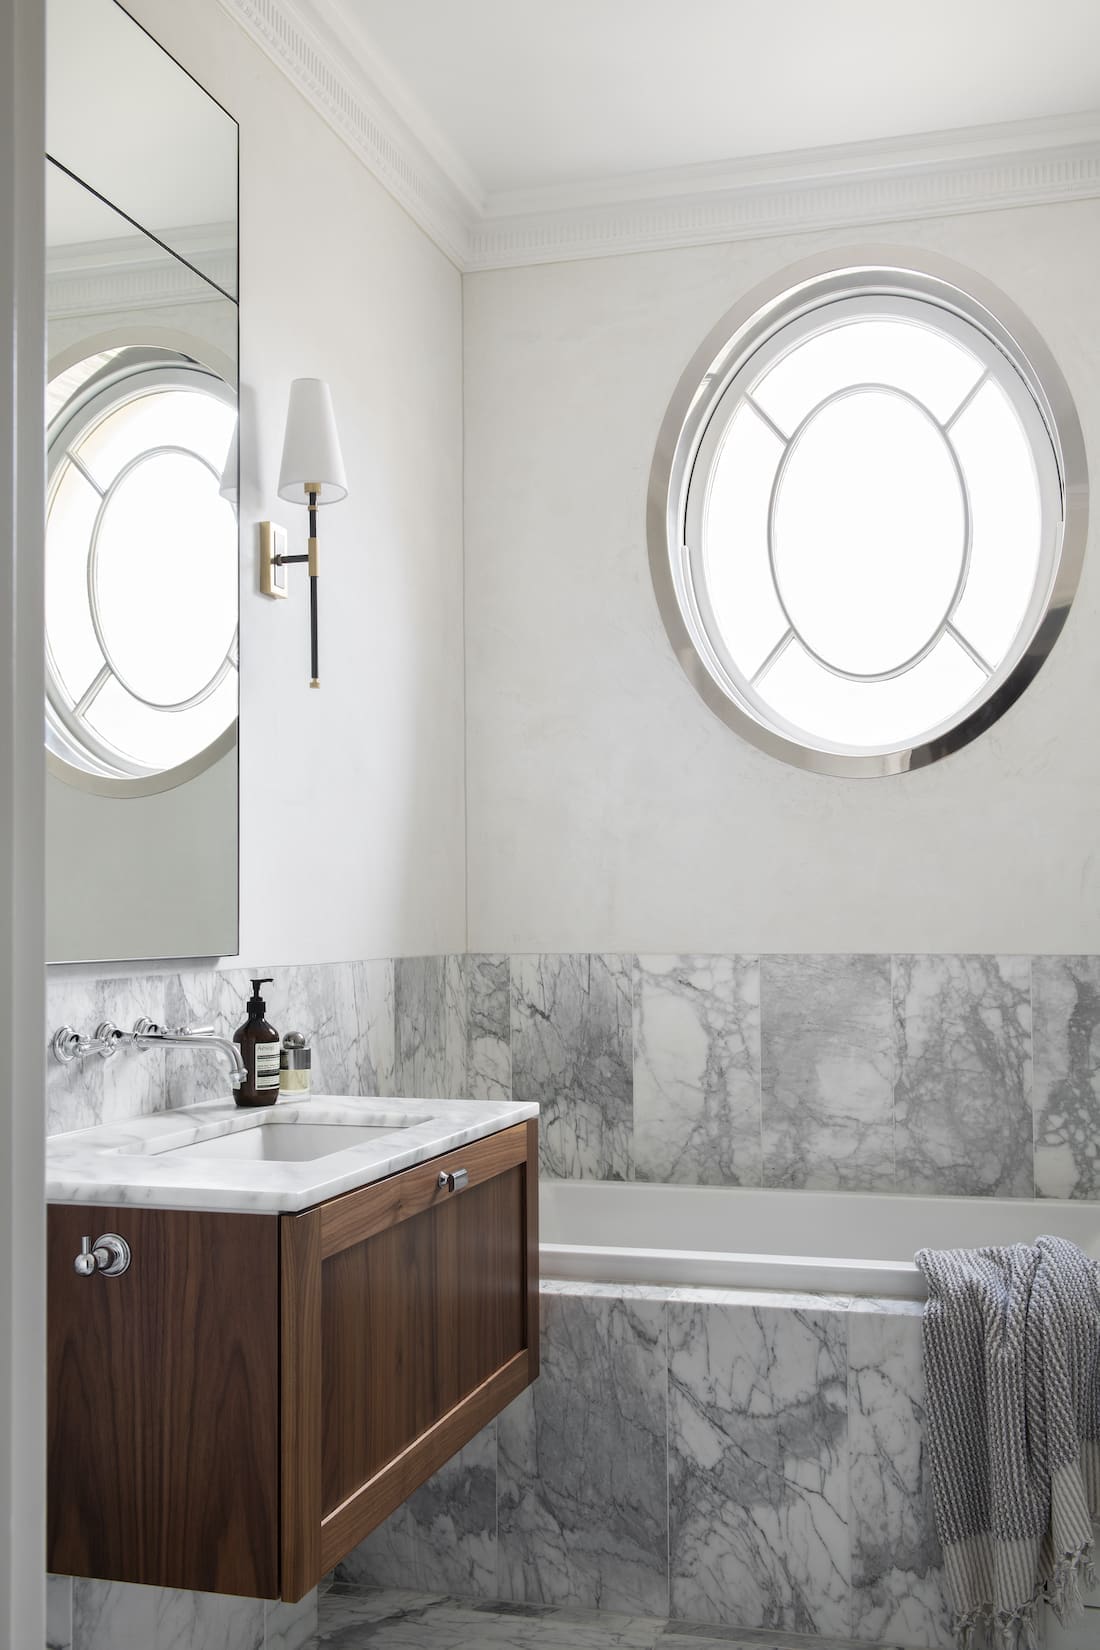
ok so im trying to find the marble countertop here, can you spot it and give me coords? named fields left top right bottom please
left=46, top=1094, right=540, bottom=1214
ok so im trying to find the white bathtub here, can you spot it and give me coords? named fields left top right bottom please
left=538, top=1180, right=1100, bottom=1299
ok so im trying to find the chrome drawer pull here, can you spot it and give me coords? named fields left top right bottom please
left=437, top=1168, right=469, bottom=1193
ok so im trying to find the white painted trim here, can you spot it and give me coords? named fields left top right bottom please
left=467, top=129, right=1100, bottom=270
left=212, top=0, right=1100, bottom=271
left=0, top=0, right=46, bottom=1641
left=213, top=0, right=474, bottom=267
left=47, top=227, right=235, bottom=318
left=211, top=0, right=1100, bottom=270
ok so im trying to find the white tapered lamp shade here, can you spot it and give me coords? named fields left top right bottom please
left=218, top=421, right=239, bottom=504
left=277, top=378, right=347, bottom=503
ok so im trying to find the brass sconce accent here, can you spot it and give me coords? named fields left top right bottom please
left=259, top=379, right=347, bottom=687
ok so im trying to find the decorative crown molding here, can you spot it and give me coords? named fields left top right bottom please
left=216, top=0, right=1100, bottom=273
left=47, top=226, right=236, bottom=319
left=214, top=0, right=475, bottom=267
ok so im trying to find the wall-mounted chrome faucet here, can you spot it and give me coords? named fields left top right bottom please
left=51, top=1017, right=247, bottom=1090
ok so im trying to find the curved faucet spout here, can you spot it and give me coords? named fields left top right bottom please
left=131, top=1019, right=247, bottom=1090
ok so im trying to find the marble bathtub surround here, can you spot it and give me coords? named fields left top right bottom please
left=633, top=955, right=760, bottom=1185
left=846, top=1307, right=952, bottom=1649
left=893, top=955, right=1033, bottom=1197
left=498, top=1286, right=669, bottom=1615
left=1033, top=956, right=1100, bottom=1200
left=760, top=956, right=893, bottom=1192
left=341, top=1282, right=952, bottom=1648
left=668, top=1298, right=850, bottom=1636
left=511, top=954, right=633, bottom=1180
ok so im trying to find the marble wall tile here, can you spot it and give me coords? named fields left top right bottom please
left=256, top=960, right=396, bottom=1098
left=894, top=955, right=1033, bottom=1197
left=263, top=1591, right=318, bottom=1650
left=47, top=970, right=172, bottom=1134
left=337, top=1422, right=498, bottom=1598
left=498, top=1287, right=668, bottom=1615
left=667, top=1299, right=850, bottom=1637
left=633, top=955, right=761, bottom=1186
left=163, top=967, right=251, bottom=1105
left=395, top=954, right=469, bottom=1099
left=71, top=1580, right=264, bottom=1650
left=847, top=1307, right=952, bottom=1649
left=511, top=954, right=633, bottom=1180
left=467, top=953, right=512, bottom=1103
left=47, top=1574, right=73, bottom=1650
left=1033, top=957, right=1100, bottom=1200
left=761, top=956, right=893, bottom=1191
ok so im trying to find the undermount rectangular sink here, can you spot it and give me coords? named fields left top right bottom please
left=161, top=1120, right=414, bottom=1164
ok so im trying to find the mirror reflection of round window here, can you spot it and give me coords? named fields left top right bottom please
left=648, top=253, right=1088, bottom=777
left=45, top=348, right=239, bottom=789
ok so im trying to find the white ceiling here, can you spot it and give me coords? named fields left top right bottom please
left=323, top=0, right=1100, bottom=199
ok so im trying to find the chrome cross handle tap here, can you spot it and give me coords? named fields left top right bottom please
left=74, top=1233, right=131, bottom=1278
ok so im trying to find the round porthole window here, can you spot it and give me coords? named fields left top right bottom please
left=45, top=347, right=239, bottom=791
left=647, top=250, right=1088, bottom=776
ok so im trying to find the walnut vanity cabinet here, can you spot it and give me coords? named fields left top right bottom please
left=47, top=1119, right=539, bottom=1601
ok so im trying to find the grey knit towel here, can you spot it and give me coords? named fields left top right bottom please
left=916, top=1237, right=1100, bottom=1650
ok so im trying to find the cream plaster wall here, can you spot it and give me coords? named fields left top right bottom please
left=463, top=203, right=1100, bottom=953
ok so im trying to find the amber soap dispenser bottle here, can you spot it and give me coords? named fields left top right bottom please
left=233, top=978, right=281, bottom=1107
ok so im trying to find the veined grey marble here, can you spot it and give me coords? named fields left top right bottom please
left=317, top=1586, right=669, bottom=1647
left=47, top=1094, right=538, bottom=1213
left=1033, top=957, right=1100, bottom=1200
left=893, top=955, right=1033, bottom=1197
left=467, top=954, right=512, bottom=1103
left=633, top=955, right=761, bottom=1186
left=47, top=969, right=172, bottom=1135
left=668, top=1299, right=850, bottom=1637
left=257, top=961, right=395, bottom=1100
left=264, top=1591, right=318, bottom=1650
left=395, top=956, right=469, bottom=1100
left=498, top=1287, right=668, bottom=1615
left=48, top=1574, right=73, bottom=1650
left=847, top=1310, right=951, bottom=1648
left=511, top=954, right=633, bottom=1180
left=761, top=956, right=893, bottom=1192
left=337, top=1423, right=498, bottom=1598
left=48, top=958, right=397, bottom=1135
left=71, top=1579, right=264, bottom=1650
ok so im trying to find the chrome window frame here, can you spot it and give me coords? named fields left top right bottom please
left=45, top=348, right=239, bottom=793
left=647, top=247, right=1089, bottom=777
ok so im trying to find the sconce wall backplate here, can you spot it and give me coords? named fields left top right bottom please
left=259, top=521, right=288, bottom=598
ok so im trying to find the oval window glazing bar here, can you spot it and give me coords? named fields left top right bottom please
left=647, top=249, right=1088, bottom=777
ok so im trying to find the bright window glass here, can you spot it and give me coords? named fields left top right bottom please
left=667, top=274, right=1079, bottom=771
left=46, top=352, right=238, bottom=781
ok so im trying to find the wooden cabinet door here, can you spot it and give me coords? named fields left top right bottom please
left=280, top=1118, right=539, bottom=1600
left=47, top=1205, right=281, bottom=1598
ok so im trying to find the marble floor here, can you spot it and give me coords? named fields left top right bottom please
left=312, top=1585, right=893, bottom=1650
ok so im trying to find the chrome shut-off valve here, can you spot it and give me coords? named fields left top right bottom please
left=73, top=1233, right=131, bottom=1278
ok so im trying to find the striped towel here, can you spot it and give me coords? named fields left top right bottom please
left=915, top=1237, right=1100, bottom=1649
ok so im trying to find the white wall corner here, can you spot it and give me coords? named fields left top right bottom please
left=213, top=0, right=478, bottom=268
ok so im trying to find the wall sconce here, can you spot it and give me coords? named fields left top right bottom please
left=259, top=378, right=347, bottom=688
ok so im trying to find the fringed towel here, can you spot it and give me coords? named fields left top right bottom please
left=916, top=1236, right=1100, bottom=1650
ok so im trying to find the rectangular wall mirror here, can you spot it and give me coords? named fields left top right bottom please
left=45, top=0, right=239, bottom=964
